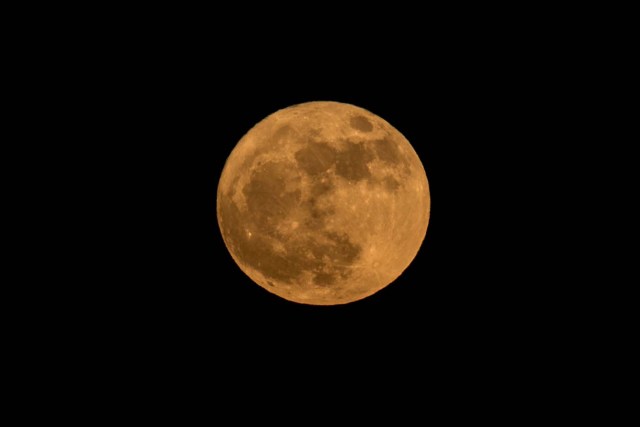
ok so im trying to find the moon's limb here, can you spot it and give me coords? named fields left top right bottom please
left=217, top=101, right=430, bottom=305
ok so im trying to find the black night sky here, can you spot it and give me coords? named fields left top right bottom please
left=114, top=57, right=533, bottom=355
left=14, top=2, right=602, bottom=417
left=67, top=16, right=564, bottom=392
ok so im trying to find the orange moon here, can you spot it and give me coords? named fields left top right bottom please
left=217, top=101, right=430, bottom=305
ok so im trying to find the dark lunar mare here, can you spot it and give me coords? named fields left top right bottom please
left=219, top=158, right=363, bottom=287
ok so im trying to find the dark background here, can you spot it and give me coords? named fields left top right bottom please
left=39, top=9, right=577, bottom=395
left=9, top=8, right=610, bottom=420
left=106, top=47, right=543, bottom=359
left=15, top=5, right=611, bottom=416
left=90, top=41, right=535, bottom=331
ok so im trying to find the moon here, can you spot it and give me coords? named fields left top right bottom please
left=217, top=101, right=430, bottom=305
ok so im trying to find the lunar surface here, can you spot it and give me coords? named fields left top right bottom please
left=217, top=101, right=430, bottom=305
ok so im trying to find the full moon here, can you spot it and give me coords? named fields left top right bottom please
left=217, top=101, right=430, bottom=305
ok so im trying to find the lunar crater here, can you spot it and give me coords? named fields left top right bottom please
left=349, top=115, right=374, bottom=132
